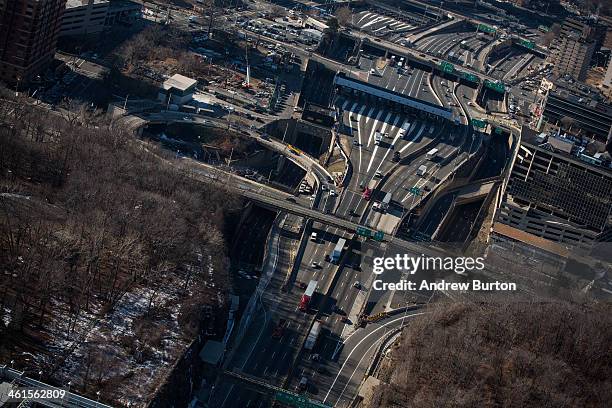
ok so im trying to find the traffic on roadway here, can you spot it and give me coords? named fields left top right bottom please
left=93, top=1, right=529, bottom=407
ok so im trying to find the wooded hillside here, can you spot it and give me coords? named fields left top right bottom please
left=0, top=89, right=240, bottom=405
left=370, top=301, right=612, bottom=408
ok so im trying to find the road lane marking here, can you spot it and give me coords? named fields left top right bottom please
left=355, top=104, right=367, bottom=178
left=323, top=312, right=427, bottom=404
left=399, top=122, right=425, bottom=153
left=367, top=109, right=385, bottom=146
left=370, top=115, right=403, bottom=176
left=364, top=107, right=375, bottom=125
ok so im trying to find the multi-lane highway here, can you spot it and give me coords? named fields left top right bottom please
left=181, top=2, right=528, bottom=407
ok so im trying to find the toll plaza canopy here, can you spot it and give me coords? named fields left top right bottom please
left=334, top=72, right=453, bottom=121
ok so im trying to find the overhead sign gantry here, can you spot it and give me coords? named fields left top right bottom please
left=484, top=79, right=505, bottom=93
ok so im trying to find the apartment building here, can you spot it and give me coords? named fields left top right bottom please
left=0, top=0, right=67, bottom=84
left=552, top=17, right=600, bottom=81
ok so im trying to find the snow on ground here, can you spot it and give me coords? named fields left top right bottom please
left=34, top=272, right=198, bottom=407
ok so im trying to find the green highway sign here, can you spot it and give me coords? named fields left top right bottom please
left=484, top=79, right=505, bottom=93
left=373, top=231, right=385, bottom=241
left=409, top=186, right=421, bottom=195
left=495, top=127, right=504, bottom=135
left=471, top=118, right=487, bottom=129
left=519, top=39, right=535, bottom=49
left=477, top=23, right=496, bottom=34
left=356, top=226, right=372, bottom=238
left=275, top=392, right=331, bottom=408
left=439, top=61, right=454, bottom=74
left=462, top=72, right=479, bottom=83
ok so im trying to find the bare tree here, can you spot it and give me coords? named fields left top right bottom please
left=335, top=7, right=353, bottom=27
left=560, top=116, right=575, bottom=130
left=269, top=5, right=288, bottom=19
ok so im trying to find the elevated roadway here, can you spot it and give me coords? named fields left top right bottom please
left=118, top=110, right=335, bottom=188
left=0, top=365, right=112, bottom=408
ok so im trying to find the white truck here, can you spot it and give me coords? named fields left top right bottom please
left=304, top=321, right=321, bottom=351
left=374, top=192, right=392, bottom=212
left=374, top=131, right=383, bottom=145
left=417, top=165, right=427, bottom=177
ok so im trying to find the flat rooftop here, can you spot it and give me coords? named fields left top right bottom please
left=162, top=74, right=197, bottom=92
left=551, top=79, right=611, bottom=112
left=492, top=222, right=570, bottom=258
left=66, top=0, right=108, bottom=8
left=521, top=125, right=611, bottom=173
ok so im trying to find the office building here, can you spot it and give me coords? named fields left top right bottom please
left=0, top=0, right=67, bottom=85
left=494, top=126, right=612, bottom=251
left=59, top=0, right=108, bottom=37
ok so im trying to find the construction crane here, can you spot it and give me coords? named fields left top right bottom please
left=241, top=32, right=251, bottom=89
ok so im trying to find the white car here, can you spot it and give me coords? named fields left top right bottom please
left=329, top=190, right=337, bottom=197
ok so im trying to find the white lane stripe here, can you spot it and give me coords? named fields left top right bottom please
left=371, top=116, right=404, bottom=176
left=366, top=145, right=379, bottom=174
left=323, top=312, right=427, bottom=404
left=362, top=16, right=386, bottom=29
left=367, top=110, right=385, bottom=147
left=364, top=107, right=375, bottom=125
left=401, top=159, right=444, bottom=202
left=356, top=105, right=366, bottom=177
left=399, top=122, right=425, bottom=154
left=408, top=69, right=422, bottom=97
left=366, top=112, right=395, bottom=174
left=356, top=12, right=371, bottom=25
